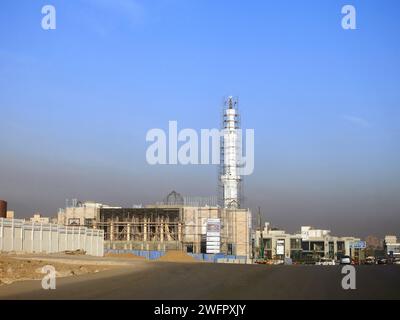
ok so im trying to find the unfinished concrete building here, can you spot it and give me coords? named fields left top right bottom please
left=98, top=205, right=251, bottom=258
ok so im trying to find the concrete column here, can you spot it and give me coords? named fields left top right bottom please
left=65, top=226, right=68, bottom=251
left=143, top=218, right=148, bottom=242
left=127, top=223, right=131, bottom=241
left=160, top=221, right=164, bottom=243
left=272, top=238, right=276, bottom=258
left=83, top=227, right=86, bottom=253
left=21, top=223, right=24, bottom=252
left=11, top=219, right=14, bottom=251
left=90, top=229, right=93, bottom=255
left=96, top=233, right=100, bottom=256
left=49, top=226, right=52, bottom=253
left=31, top=222, right=34, bottom=253
left=324, top=240, right=329, bottom=258
left=334, top=240, right=338, bottom=259
left=56, top=226, right=59, bottom=252
left=345, top=241, right=351, bottom=256
left=178, top=222, right=182, bottom=242
left=110, top=222, right=114, bottom=241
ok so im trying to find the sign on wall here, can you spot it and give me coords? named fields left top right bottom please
left=206, top=218, right=221, bottom=254
left=276, top=239, right=285, bottom=256
left=349, top=241, right=366, bottom=249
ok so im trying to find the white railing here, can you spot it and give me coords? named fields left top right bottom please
left=0, top=218, right=104, bottom=256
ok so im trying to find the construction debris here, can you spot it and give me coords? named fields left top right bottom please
left=64, top=249, right=86, bottom=255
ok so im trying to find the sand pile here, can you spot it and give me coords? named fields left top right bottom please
left=105, top=252, right=145, bottom=260
left=0, top=254, right=110, bottom=286
left=157, top=250, right=198, bottom=263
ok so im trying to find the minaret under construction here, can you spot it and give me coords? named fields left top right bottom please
left=220, top=96, right=242, bottom=209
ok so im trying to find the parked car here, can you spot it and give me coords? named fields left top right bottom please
left=377, top=257, right=388, bottom=265
left=393, top=258, right=400, bottom=265
left=340, top=256, right=352, bottom=265
left=254, top=259, right=266, bottom=264
left=316, top=258, right=336, bottom=266
left=365, top=256, right=376, bottom=265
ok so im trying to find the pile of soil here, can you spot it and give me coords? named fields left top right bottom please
left=157, top=250, right=198, bottom=263
left=0, top=254, right=109, bottom=286
left=105, top=252, right=145, bottom=260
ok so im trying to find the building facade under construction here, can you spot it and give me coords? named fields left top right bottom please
left=58, top=198, right=251, bottom=257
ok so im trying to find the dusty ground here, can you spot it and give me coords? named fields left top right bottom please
left=0, top=253, right=117, bottom=286
left=1, top=262, right=400, bottom=299
left=105, top=252, right=146, bottom=260
left=0, top=250, right=201, bottom=287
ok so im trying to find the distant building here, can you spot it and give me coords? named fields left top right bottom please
left=29, top=213, right=50, bottom=224
left=365, top=235, right=382, bottom=249
left=384, top=235, right=397, bottom=244
left=384, top=235, right=400, bottom=257
left=57, top=201, right=119, bottom=227
left=255, top=222, right=360, bottom=261
left=6, top=210, right=14, bottom=219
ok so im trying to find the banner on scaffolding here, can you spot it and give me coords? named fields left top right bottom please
left=206, top=218, right=221, bottom=254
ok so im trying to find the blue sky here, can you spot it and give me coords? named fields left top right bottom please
left=0, top=0, right=399, bottom=237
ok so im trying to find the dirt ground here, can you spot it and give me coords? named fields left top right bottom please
left=0, top=253, right=114, bottom=286
left=0, top=250, right=200, bottom=287
left=105, top=252, right=146, bottom=260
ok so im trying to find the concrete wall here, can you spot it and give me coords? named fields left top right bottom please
left=0, top=218, right=104, bottom=256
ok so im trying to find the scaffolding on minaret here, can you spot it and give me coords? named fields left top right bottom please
left=219, top=96, right=242, bottom=209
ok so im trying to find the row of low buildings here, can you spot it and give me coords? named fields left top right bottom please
left=254, top=222, right=362, bottom=261
left=384, top=235, right=400, bottom=257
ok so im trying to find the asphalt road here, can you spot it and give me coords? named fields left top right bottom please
left=1, top=262, right=399, bottom=300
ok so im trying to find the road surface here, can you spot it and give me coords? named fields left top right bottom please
left=0, top=260, right=399, bottom=299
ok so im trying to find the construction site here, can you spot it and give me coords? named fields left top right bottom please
left=56, top=97, right=252, bottom=259
left=97, top=204, right=250, bottom=257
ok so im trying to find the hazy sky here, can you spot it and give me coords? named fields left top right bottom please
left=1, top=0, right=399, bottom=238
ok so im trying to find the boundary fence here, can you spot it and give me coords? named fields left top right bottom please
left=0, top=218, right=104, bottom=256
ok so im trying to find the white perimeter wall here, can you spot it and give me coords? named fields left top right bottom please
left=0, top=218, right=104, bottom=257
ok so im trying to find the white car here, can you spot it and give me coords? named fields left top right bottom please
left=340, top=256, right=352, bottom=265
left=315, top=258, right=336, bottom=266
